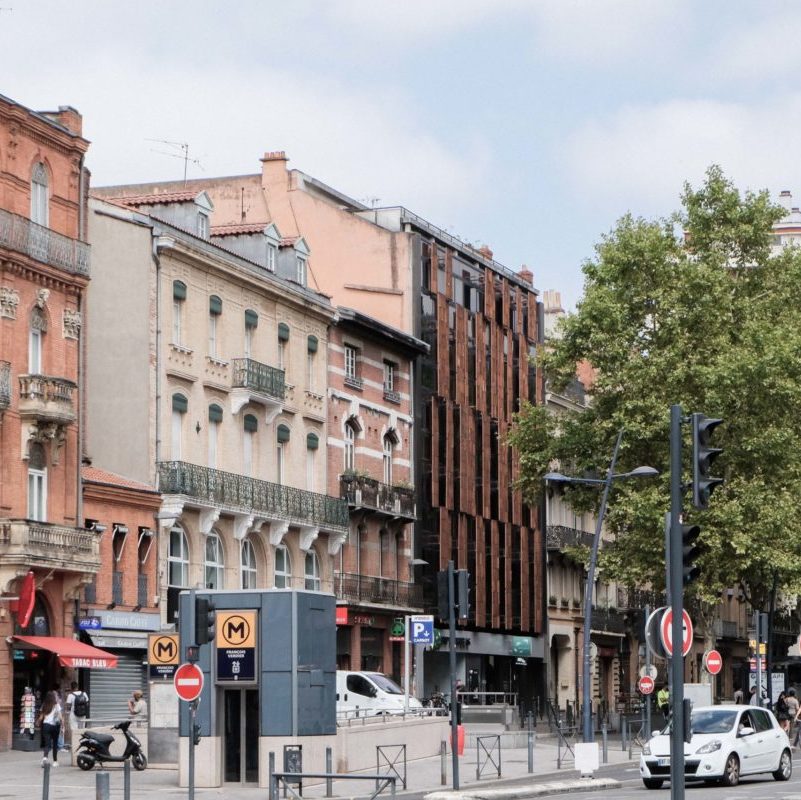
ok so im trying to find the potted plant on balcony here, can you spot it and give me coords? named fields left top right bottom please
left=548, top=595, right=558, bottom=607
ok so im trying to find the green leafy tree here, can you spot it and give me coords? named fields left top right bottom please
left=511, top=166, right=801, bottom=609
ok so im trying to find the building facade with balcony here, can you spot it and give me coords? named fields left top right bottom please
left=104, top=153, right=547, bottom=707
left=86, top=192, right=347, bottom=627
left=0, top=95, right=101, bottom=750
left=328, top=307, right=428, bottom=683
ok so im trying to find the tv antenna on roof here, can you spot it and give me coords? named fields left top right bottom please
left=145, top=139, right=203, bottom=186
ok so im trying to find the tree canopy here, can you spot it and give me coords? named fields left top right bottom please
left=510, top=167, right=801, bottom=608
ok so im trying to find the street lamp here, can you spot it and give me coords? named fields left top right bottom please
left=544, top=429, right=658, bottom=744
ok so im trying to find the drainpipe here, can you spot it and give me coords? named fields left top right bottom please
left=76, top=154, right=86, bottom=528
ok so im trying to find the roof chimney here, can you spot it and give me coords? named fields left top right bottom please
left=779, top=190, right=793, bottom=212
left=518, top=265, right=533, bottom=285
left=41, top=106, right=83, bottom=136
left=262, top=151, right=288, bottom=163
left=478, top=245, right=493, bottom=260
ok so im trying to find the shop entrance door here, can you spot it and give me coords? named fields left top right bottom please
left=223, top=688, right=259, bottom=784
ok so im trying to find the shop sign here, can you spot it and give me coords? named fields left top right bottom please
left=149, top=633, right=180, bottom=679
left=91, top=609, right=161, bottom=631
left=511, top=636, right=532, bottom=657
left=77, top=616, right=102, bottom=631
left=336, top=607, right=349, bottom=626
left=352, top=615, right=375, bottom=626
left=216, top=610, right=257, bottom=684
left=389, top=618, right=405, bottom=642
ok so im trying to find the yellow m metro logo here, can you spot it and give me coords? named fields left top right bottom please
left=216, top=610, right=257, bottom=649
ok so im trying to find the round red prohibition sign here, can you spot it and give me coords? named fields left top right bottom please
left=638, top=675, right=655, bottom=695
left=704, top=649, right=723, bottom=675
left=660, top=608, right=693, bottom=657
left=174, top=662, right=204, bottom=702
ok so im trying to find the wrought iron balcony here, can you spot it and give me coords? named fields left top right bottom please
left=158, top=461, right=348, bottom=531
left=0, top=519, right=100, bottom=573
left=383, top=387, right=401, bottom=404
left=18, top=374, right=77, bottom=425
left=112, top=570, right=124, bottom=605
left=344, top=374, right=363, bottom=391
left=616, top=587, right=666, bottom=612
left=339, top=474, right=416, bottom=520
left=336, top=572, right=423, bottom=609
left=590, top=606, right=627, bottom=635
left=0, top=361, right=9, bottom=411
left=714, top=618, right=742, bottom=639
left=546, top=525, right=595, bottom=551
left=0, top=208, right=90, bottom=276
left=137, top=574, right=149, bottom=608
left=232, top=358, right=285, bottom=400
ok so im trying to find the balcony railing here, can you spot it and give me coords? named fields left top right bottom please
left=232, top=358, right=285, bottom=400
left=714, top=618, right=742, bottom=639
left=590, top=606, right=627, bottom=635
left=112, top=571, right=123, bottom=605
left=0, top=207, right=90, bottom=276
left=0, top=361, right=9, bottom=410
left=18, top=374, right=76, bottom=424
left=546, top=525, right=595, bottom=551
left=336, top=572, right=423, bottom=609
left=0, top=519, right=100, bottom=572
left=383, top=387, right=401, bottom=404
left=137, top=574, right=148, bottom=607
left=344, top=374, right=363, bottom=390
left=339, top=474, right=416, bottom=520
left=158, top=461, right=348, bottom=531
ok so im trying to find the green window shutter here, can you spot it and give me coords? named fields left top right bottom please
left=209, top=295, right=222, bottom=315
left=244, top=414, right=258, bottom=433
left=277, top=424, right=291, bottom=443
left=307, top=335, right=318, bottom=353
left=172, top=394, right=188, bottom=413
left=173, top=280, right=187, bottom=300
left=306, top=432, right=319, bottom=450
left=208, top=404, right=223, bottom=423
left=278, top=322, right=290, bottom=342
left=245, top=309, right=258, bottom=328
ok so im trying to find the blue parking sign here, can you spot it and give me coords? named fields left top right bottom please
left=410, top=615, right=434, bottom=645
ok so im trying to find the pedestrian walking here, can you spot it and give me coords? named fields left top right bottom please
left=657, top=685, right=670, bottom=717
left=65, top=681, right=89, bottom=738
left=733, top=684, right=744, bottom=704
left=36, top=691, right=62, bottom=767
left=128, top=689, right=148, bottom=720
left=776, top=691, right=791, bottom=732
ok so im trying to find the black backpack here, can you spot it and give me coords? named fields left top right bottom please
left=73, top=692, right=89, bottom=718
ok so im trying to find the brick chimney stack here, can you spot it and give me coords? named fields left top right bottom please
left=477, top=245, right=494, bottom=260
left=42, top=106, right=83, bottom=136
left=518, top=265, right=533, bottom=285
left=262, top=151, right=288, bottom=163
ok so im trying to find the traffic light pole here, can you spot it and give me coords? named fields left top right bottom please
left=189, top=698, right=197, bottom=800
left=669, top=404, right=686, bottom=800
left=447, top=560, right=459, bottom=790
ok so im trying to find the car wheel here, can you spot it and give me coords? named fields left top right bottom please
left=642, top=778, right=663, bottom=789
left=773, top=748, right=792, bottom=781
left=721, top=753, right=740, bottom=787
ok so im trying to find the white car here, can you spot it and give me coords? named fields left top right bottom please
left=640, top=705, right=792, bottom=789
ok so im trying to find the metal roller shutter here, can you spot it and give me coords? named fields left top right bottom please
left=87, top=651, right=146, bottom=724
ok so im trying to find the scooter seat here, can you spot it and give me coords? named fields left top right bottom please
left=84, top=732, right=114, bottom=746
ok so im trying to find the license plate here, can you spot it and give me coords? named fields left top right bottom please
left=657, top=757, right=670, bottom=767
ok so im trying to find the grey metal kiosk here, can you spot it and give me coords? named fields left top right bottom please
left=177, top=589, right=336, bottom=788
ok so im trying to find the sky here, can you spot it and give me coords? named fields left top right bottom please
left=3, top=1, right=801, bottom=308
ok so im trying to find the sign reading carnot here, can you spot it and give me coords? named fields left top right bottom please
left=149, top=633, right=180, bottom=679
left=410, top=615, right=434, bottom=645
left=174, top=662, right=204, bottom=702
left=216, top=610, right=257, bottom=684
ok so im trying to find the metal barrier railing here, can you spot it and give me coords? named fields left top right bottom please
left=476, top=734, right=501, bottom=779
left=336, top=707, right=447, bottom=725
left=456, top=690, right=517, bottom=706
left=270, top=771, right=396, bottom=800
left=376, top=745, right=406, bottom=790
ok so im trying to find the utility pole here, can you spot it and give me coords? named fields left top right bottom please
left=447, top=560, right=460, bottom=790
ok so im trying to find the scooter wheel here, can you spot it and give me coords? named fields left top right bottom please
left=132, top=751, right=148, bottom=771
left=76, top=754, right=94, bottom=771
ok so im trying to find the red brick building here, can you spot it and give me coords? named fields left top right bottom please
left=0, top=95, right=100, bottom=750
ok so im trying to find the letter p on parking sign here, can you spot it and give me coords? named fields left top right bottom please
left=410, top=615, right=434, bottom=645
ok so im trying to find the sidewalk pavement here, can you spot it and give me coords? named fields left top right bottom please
left=0, top=732, right=638, bottom=799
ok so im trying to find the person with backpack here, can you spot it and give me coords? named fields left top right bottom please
left=66, top=681, right=89, bottom=734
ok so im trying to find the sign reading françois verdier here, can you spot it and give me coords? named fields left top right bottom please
left=216, top=610, right=257, bottom=684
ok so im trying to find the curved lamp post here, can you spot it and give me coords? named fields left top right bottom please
left=544, top=429, right=658, bottom=744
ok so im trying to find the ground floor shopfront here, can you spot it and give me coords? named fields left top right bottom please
left=335, top=607, right=406, bottom=685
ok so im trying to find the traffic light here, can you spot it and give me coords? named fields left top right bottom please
left=456, top=570, right=471, bottom=620
left=192, top=722, right=201, bottom=746
left=195, top=596, right=216, bottom=645
left=681, top=523, right=702, bottom=586
left=691, top=413, right=724, bottom=510
left=683, top=698, right=693, bottom=744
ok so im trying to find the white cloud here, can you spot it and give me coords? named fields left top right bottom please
left=561, top=94, right=801, bottom=218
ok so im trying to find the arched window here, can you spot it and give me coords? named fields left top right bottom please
left=241, top=539, right=257, bottom=590
left=29, top=306, right=47, bottom=375
left=344, top=422, right=356, bottom=472
left=204, top=533, right=224, bottom=589
left=208, top=404, right=223, bottom=468
left=27, top=442, right=47, bottom=522
left=171, top=394, right=187, bottom=459
left=304, top=549, right=321, bottom=591
left=31, top=162, right=48, bottom=226
left=274, top=544, right=291, bottom=588
left=168, top=526, right=189, bottom=588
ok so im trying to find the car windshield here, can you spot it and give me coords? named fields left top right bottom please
left=368, top=673, right=404, bottom=694
left=659, top=709, right=738, bottom=736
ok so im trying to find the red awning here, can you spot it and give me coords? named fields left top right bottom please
left=12, top=636, right=118, bottom=669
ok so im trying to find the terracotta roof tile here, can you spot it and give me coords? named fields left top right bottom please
left=279, top=236, right=299, bottom=247
left=82, top=466, right=158, bottom=494
left=116, top=191, right=199, bottom=206
left=210, top=223, right=266, bottom=236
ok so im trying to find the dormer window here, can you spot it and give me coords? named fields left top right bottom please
left=296, top=256, right=307, bottom=285
left=198, top=212, right=209, bottom=240
left=267, top=243, right=277, bottom=272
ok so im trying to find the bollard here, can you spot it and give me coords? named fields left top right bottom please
left=557, top=727, right=562, bottom=770
left=95, top=770, right=110, bottom=800
left=527, top=729, right=534, bottom=773
left=622, top=716, right=627, bottom=750
left=440, top=740, right=447, bottom=785
left=42, top=760, right=50, bottom=800
left=124, top=758, right=131, bottom=800
left=628, top=729, right=633, bottom=760
left=602, top=723, right=608, bottom=764
left=325, top=747, right=333, bottom=798
left=269, top=752, right=276, bottom=800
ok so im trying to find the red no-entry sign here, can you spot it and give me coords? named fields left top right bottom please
left=660, top=608, right=693, bottom=657
left=174, top=662, right=204, bottom=702
left=704, top=649, right=723, bottom=675
left=638, top=675, right=655, bottom=695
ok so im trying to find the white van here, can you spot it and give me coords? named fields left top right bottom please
left=336, top=671, right=423, bottom=717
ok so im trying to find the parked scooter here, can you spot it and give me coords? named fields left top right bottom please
left=76, top=720, right=147, bottom=771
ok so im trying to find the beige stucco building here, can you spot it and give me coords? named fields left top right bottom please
left=86, top=192, right=347, bottom=625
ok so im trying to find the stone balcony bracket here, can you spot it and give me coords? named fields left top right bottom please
left=156, top=499, right=186, bottom=533
left=268, top=521, right=290, bottom=547
left=198, top=506, right=221, bottom=536
left=327, top=530, right=347, bottom=556
left=232, top=513, right=255, bottom=541
left=298, top=525, right=319, bottom=553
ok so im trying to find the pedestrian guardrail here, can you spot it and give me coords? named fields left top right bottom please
left=476, top=734, right=501, bottom=779
left=270, top=772, right=396, bottom=800
left=376, top=744, right=406, bottom=790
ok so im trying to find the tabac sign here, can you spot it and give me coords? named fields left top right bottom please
left=216, top=610, right=257, bottom=684
left=148, top=633, right=180, bottom=679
